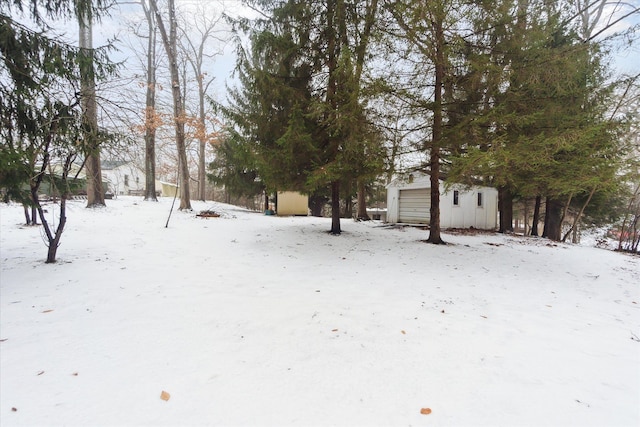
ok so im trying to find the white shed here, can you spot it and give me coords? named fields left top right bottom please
left=386, top=174, right=498, bottom=230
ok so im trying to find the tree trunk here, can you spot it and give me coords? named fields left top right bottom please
left=427, top=149, right=443, bottom=244
left=498, top=186, right=514, bottom=233
left=543, top=196, right=563, bottom=241
left=523, top=198, right=529, bottom=236
left=343, top=180, right=352, bottom=218
left=572, top=222, right=579, bottom=244
left=632, top=218, right=640, bottom=253
left=563, top=186, right=596, bottom=243
left=150, top=0, right=191, bottom=210
left=197, top=75, right=207, bottom=201
left=44, top=197, right=67, bottom=263
left=330, top=181, right=341, bottom=234
left=23, top=205, right=31, bottom=225
left=32, top=152, right=72, bottom=264
left=144, top=113, right=158, bottom=201
left=326, top=0, right=341, bottom=233
left=143, top=2, right=158, bottom=202
left=356, top=179, right=369, bottom=220
left=85, top=155, right=104, bottom=206
left=309, top=195, right=325, bottom=217
left=79, top=9, right=105, bottom=207
left=618, top=183, right=640, bottom=251
left=198, top=140, right=206, bottom=200
left=559, top=193, right=573, bottom=230
left=427, top=12, right=444, bottom=245
left=531, top=195, right=541, bottom=236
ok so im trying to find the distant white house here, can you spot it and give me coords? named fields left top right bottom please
left=386, top=174, right=498, bottom=229
left=101, top=160, right=145, bottom=196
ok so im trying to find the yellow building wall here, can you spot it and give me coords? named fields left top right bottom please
left=160, top=181, right=179, bottom=197
left=277, top=191, right=308, bottom=216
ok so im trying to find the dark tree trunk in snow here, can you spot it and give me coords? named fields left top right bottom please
left=498, top=186, right=514, bottom=233
left=531, top=195, right=541, bottom=236
left=356, top=179, right=369, bottom=220
left=426, top=12, right=445, bottom=245
left=79, top=10, right=105, bottom=207
left=330, top=181, right=341, bottom=234
left=143, top=1, right=158, bottom=202
left=343, top=180, right=353, bottom=218
left=543, top=197, right=563, bottom=241
left=43, top=197, right=67, bottom=263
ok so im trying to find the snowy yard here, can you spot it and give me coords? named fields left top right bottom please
left=1, top=196, right=639, bottom=426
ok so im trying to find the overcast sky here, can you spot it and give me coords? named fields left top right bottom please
left=9, top=0, right=638, bottom=104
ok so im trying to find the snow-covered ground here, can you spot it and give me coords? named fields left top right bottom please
left=1, top=196, right=639, bottom=426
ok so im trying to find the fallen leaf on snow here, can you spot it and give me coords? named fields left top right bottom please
left=332, top=329, right=338, bottom=332
left=37, top=371, right=44, bottom=376
left=401, top=330, right=406, bottom=335
left=160, top=391, right=171, bottom=401
left=41, top=310, right=54, bottom=313
left=420, top=408, right=432, bottom=415
left=11, top=407, right=17, bottom=412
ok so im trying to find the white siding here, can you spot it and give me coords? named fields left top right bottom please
left=102, top=162, right=144, bottom=196
left=386, top=176, right=498, bottom=229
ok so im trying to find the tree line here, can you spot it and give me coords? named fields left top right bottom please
left=212, top=0, right=639, bottom=244
left=1, top=0, right=225, bottom=262
left=1, top=0, right=639, bottom=263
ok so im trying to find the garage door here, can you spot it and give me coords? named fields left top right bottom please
left=399, top=188, right=430, bottom=223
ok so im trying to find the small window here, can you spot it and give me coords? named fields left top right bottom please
left=453, top=190, right=459, bottom=206
left=477, top=192, right=483, bottom=207
left=124, top=174, right=129, bottom=186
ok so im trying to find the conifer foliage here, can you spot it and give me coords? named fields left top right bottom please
left=219, top=0, right=384, bottom=234
left=442, top=1, right=630, bottom=241
left=1, top=0, right=115, bottom=262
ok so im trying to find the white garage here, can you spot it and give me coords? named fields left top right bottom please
left=387, top=174, right=498, bottom=230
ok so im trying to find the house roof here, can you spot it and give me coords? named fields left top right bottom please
left=387, top=172, right=496, bottom=191
left=386, top=172, right=439, bottom=188
left=101, top=160, right=131, bottom=170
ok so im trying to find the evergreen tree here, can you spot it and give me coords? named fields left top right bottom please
left=207, top=130, right=264, bottom=202
left=446, top=0, right=625, bottom=241
left=223, top=0, right=384, bottom=233
left=383, top=0, right=469, bottom=244
left=1, top=0, right=115, bottom=262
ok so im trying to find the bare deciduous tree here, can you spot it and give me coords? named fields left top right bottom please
left=78, top=3, right=105, bottom=207
left=149, top=0, right=192, bottom=210
left=141, top=0, right=159, bottom=201
left=178, top=3, right=226, bottom=201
